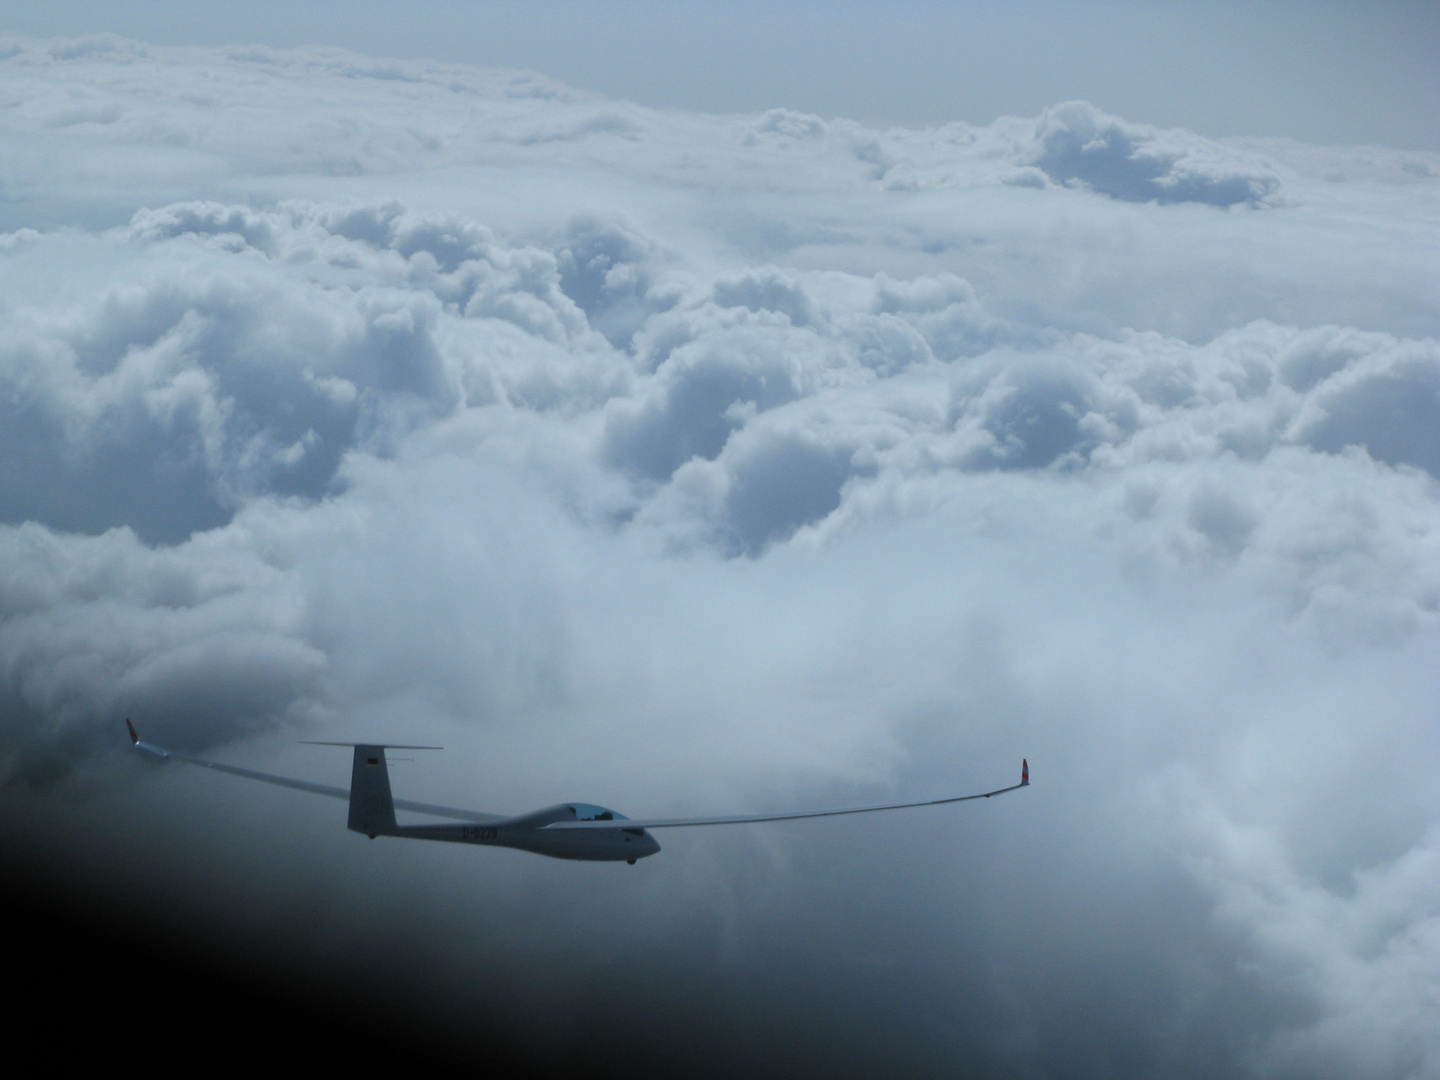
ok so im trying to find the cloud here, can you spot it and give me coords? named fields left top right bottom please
left=1030, top=101, right=1284, bottom=206
left=1291, top=339, right=1440, bottom=476
left=2, top=37, right=1439, bottom=1078
left=0, top=199, right=632, bottom=541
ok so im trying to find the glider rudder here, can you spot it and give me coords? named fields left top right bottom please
left=297, top=741, right=442, bottom=840
left=347, top=745, right=397, bottom=838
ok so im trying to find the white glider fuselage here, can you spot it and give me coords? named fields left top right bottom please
left=388, top=806, right=661, bottom=862
left=327, top=739, right=662, bottom=861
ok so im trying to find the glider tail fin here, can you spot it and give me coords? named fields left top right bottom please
left=299, top=740, right=442, bottom=838
left=347, top=745, right=397, bottom=838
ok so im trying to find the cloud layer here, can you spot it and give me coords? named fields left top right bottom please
left=2, top=36, right=1438, bottom=1078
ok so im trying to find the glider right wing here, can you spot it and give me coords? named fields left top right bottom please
left=546, top=760, right=1031, bottom=830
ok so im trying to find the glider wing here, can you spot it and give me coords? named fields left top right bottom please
left=545, top=760, right=1030, bottom=830
left=125, top=721, right=504, bottom=823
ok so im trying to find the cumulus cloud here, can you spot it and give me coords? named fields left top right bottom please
left=2, top=37, right=1439, bottom=1078
left=1029, top=100, right=1284, bottom=206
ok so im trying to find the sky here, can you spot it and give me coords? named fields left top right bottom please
left=8, top=1, right=1440, bottom=149
left=1, top=7, right=1438, bottom=1078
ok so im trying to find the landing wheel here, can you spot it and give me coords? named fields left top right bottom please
left=627, top=859, right=636, bottom=865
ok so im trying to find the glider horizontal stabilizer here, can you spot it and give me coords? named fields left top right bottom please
left=300, top=741, right=444, bottom=750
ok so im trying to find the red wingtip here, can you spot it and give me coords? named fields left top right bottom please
left=125, top=718, right=138, bottom=744
left=1021, top=759, right=1029, bottom=785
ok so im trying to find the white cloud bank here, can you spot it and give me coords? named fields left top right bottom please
left=2, top=36, right=1438, bottom=1079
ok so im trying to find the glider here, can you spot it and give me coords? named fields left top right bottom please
left=126, top=720, right=1028, bottom=864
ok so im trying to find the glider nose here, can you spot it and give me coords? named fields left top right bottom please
left=640, top=830, right=661, bottom=858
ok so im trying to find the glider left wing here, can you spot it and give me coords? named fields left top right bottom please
left=125, top=720, right=503, bottom=823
